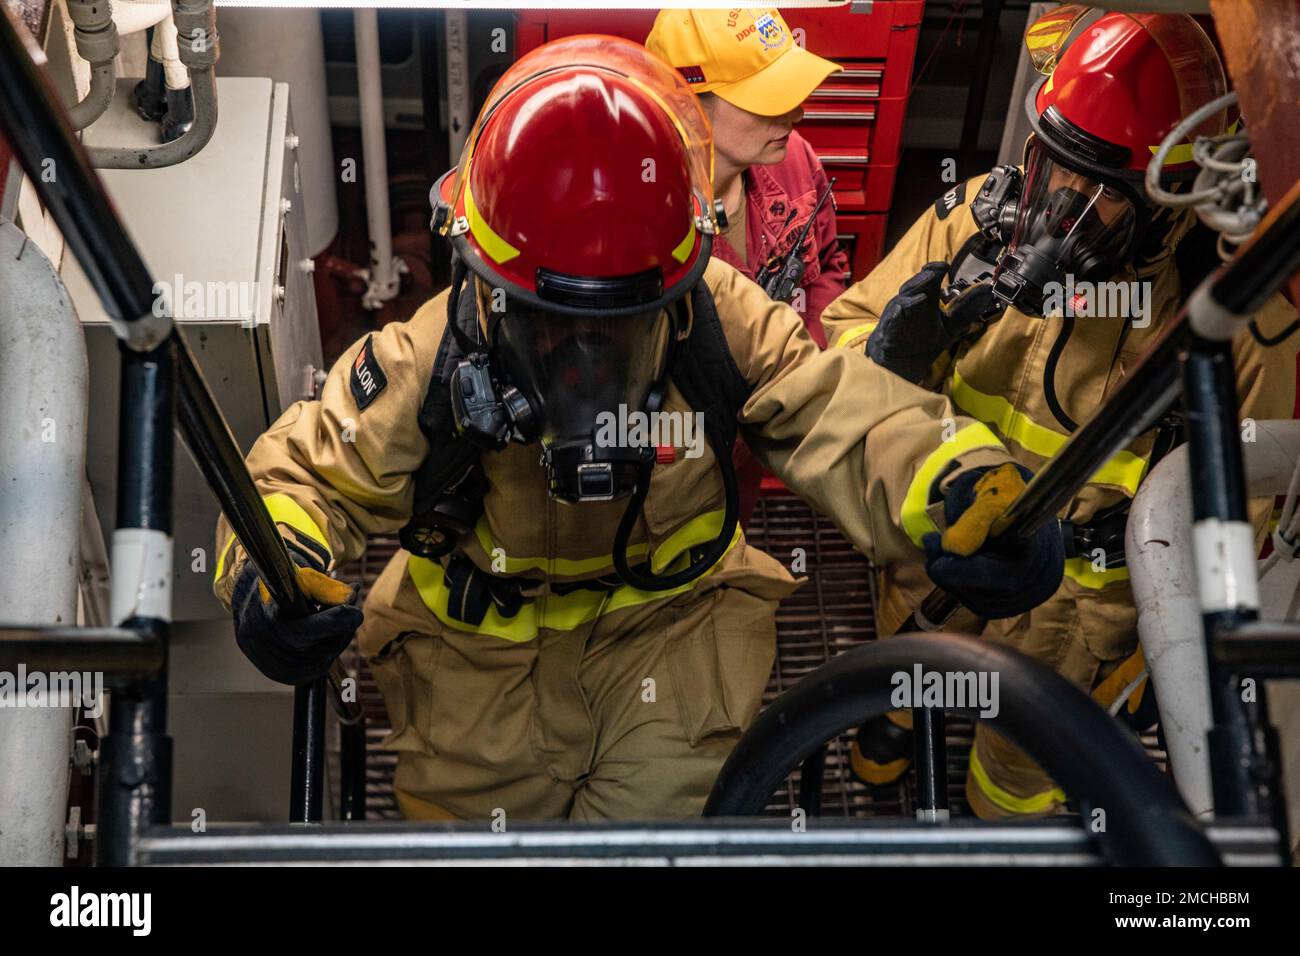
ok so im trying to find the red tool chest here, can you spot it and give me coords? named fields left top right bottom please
left=514, top=2, right=925, bottom=280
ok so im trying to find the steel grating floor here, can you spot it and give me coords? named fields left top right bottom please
left=337, top=493, right=1162, bottom=822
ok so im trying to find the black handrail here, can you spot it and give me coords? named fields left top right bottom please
left=0, top=6, right=364, bottom=855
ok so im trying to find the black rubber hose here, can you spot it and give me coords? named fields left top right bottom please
left=704, top=633, right=1220, bottom=866
left=612, top=430, right=740, bottom=592
left=1044, top=314, right=1078, bottom=432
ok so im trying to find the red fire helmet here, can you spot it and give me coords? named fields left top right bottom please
left=431, top=35, right=720, bottom=316
left=1024, top=6, right=1229, bottom=189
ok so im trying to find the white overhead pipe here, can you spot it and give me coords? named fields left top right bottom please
left=354, top=8, right=405, bottom=309
left=0, top=220, right=90, bottom=865
left=1127, top=419, right=1300, bottom=818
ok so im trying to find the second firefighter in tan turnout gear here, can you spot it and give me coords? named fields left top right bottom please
left=213, top=38, right=1041, bottom=823
left=826, top=11, right=1300, bottom=818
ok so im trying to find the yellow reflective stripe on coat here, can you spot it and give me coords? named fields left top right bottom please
left=474, top=509, right=727, bottom=578
left=834, top=320, right=878, bottom=350
left=968, top=746, right=1066, bottom=815
left=949, top=369, right=1148, bottom=494
left=213, top=492, right=332, bottom=582
left=1063, top=556, right=1129, bottom=588
left=900, top=422, right=1005, bottom=547
left=407, top=525, right=741, bottom=642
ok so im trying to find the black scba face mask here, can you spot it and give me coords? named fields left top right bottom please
left=989, top=140, right=1142, bottom=317
left=444, top=272, right=739, bottom=593
left=493, top=302, right=672, bottom=503
left=445, top=277, right=672, bottom=495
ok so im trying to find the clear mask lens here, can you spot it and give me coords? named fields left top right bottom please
left=993, top=143, right=1139, bottom=314
left=1008, top=145, right=1137, bottom=266
left=492, top=306, right=670, bottom=446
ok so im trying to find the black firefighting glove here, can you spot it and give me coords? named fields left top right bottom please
left=922, top=463, right=1064, bottom=620
left=231, top=539, right=363, bottom=685
left=867, top=261, right=997, bottom=383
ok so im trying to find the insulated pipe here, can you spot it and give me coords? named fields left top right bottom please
left=95, top=340, right=177, bottom=867
left=65, top=0, right=119, bottom=131
left=148, top=7, right=189, bottom=92
left=354, top=8, right=404, bottom=309
left=1179, top=338, right=1275, bottom=823
left=1127, top=419, right=1300, bottom=817
left=67, top=61, right=115, bottom=131
left=110, top=0, right=172, bottom=37
left=0, top=221, right=90, bottom=866
left=87, top=0, right=218, bottom=170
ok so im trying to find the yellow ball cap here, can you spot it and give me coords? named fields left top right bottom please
left=646, top=8, right=841, bottom=117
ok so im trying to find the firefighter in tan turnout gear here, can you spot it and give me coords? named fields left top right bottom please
left=214, top=37, right=1062, bottom=822
left=824, top=10, right=1300, bottom=818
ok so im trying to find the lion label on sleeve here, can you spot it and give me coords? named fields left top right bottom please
left=350, top=335, right=388, bottom=410
left=935, top=185, right=963, bottom=221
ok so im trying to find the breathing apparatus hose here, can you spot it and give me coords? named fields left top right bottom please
left=611, top=427, right=740, bottom=592
left=1043, top=313, right=1079, bottom=433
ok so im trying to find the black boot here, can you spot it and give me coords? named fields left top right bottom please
left=132, top=56, right=167, bottom=122
left=850, top=713, right=914, bottom=786
left=161, top=84, right=194, bottom=143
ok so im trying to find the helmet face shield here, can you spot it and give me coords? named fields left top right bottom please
left=1023, top=2, right=1092, bottom=74
left=492, top=304, right=671, bottom=448
left=993, top=140, right=1139, bottom=315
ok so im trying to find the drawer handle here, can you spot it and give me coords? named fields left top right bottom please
left=811, top=89, right=880, bottom=101
left=837, top=68, right=884, bottom=80
left=818, top=154, right=870, bottom=166
left=803, top=110, right=876, bottom=123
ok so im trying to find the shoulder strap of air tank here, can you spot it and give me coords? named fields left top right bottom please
left=418, top=283, right=481, bottom=435
left=670, top=283, right=754, bottom=449
left=399, top=286, right=483, bottom=553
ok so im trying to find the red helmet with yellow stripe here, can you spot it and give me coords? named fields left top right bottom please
left=1025, top=7, right=1228, bottom=191
left=986, top=8, right=1230, bottom=313
left=431, top=35, right=721, bottom=317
